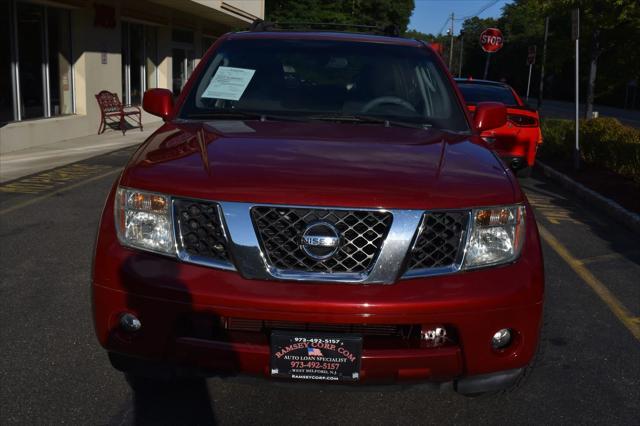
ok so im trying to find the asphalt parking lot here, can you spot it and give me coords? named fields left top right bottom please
left=0, top=147, right=638, bottom=425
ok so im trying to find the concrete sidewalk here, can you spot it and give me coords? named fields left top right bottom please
left=0, top=121, right=162, bottom=183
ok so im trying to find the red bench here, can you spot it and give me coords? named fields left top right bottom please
left=95, top=91, right=143, bottom=135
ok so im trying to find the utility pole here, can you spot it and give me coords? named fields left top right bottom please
left=483, top=53, right=491, bottom=79
left=448, top=13, right=454, bottom=70
left=526, top=63, right=533, bottom=101
left=526, top=46, right=536, bottom=102
left=537, top=16, right=549, bottom=110
left=458, top=32, right=464, bottom=78
left=572, top=9, right=580, bottom=170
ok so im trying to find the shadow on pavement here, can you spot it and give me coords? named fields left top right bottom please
left=130, top=379, right=215, bottom=425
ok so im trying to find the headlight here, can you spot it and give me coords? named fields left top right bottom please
left=115, top=187, right=175, bottom=255
left=462, top=205, right=526, bottom=269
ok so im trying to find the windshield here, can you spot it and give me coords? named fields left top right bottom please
left=179, top=38, right=469, bottom=132
left=457, top=83, right=519, bottom=106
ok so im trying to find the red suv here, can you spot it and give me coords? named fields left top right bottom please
left=455, top=78, right=543, bottom=177
left=93, top=29, right=544, bottom=396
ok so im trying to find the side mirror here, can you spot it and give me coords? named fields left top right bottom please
left=143, top=88, right=174, bottom=120
left=473, top=102, right=507, bottom=132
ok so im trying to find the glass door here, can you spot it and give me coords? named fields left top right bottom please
left=172, top=48, right=194, bottom=96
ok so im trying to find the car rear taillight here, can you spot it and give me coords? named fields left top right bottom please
left=507, top=114, right=538, bottom=127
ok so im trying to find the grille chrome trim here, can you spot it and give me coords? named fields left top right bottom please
left=173, top=198, right=236, bottom=271
left=251, top=207, right=393, bottom=274
left=221, top=202, right=423, bottom=284
left=170, top=198, right=475, bottom=283
left=401, top=210, right=471, bottom=279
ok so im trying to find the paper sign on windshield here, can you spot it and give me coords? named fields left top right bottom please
left=202, top=66, right=256, bottom=101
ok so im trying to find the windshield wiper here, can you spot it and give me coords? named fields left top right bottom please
left=182, top=110, right=307, bottom=122
left=308, top=114, right=432, bottom=130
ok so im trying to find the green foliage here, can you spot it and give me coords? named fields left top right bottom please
left=450, top=0, right=640, bottom=107
left=265, top=0, right=415, bottom=33
left=540, top=118, right=640, bottom=182
left=580, top=118, right=640, bottom=181
left=404, top=29, right=434, bottom=42
left=540, top=119, right=574, bottom=159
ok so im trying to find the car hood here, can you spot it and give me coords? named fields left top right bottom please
left=121, top=120, right=518, bottom=209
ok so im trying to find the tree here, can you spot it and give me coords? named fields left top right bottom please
left=539, top=0, right=640, bottom=116
left=403, top=29, right=435, bottom=42
left=455, top=0, right=640, bottom=109
left=265, top=0, right=415, bottom=33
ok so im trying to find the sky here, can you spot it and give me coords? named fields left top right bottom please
left=408, top=0, right=512, bottom=36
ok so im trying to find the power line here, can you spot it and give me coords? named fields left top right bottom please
left=456, top=0, right=501, bottom=21
left=437, top=15, right=451, bottom=35
left=438, top=0, right=500, bottom=34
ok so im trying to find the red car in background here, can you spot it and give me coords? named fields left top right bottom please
left=455, top=79, right=543, bottom=177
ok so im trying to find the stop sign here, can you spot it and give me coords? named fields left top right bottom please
left=480, top=28, right=504, bottom=53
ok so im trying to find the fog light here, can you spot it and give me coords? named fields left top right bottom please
left=492, top=328, right=512, bottom=349
left=120, top=313, right=142, bottom=332
left=421, top=326, right=447, bottom=346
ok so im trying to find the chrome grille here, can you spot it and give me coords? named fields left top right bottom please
left=174, top=199, right=232, bottom=265
left=407, top=211, right=469, bottom=271
left=251, top=207, right=393, bottom=273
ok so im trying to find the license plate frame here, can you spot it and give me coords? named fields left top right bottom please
left=270, top=331, right=362, bottom=382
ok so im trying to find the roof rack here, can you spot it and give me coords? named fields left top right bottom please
left=248, top=19, right=400, bottom=37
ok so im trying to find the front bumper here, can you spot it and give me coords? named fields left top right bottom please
left=96, top=278, right=541, bottom=385
left=93, top=187, right=544, bottom=386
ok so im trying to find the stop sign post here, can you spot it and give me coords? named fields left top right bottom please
left=480, top=28, right=503, bottom=79
left=526, top=45, right=537, bottom=101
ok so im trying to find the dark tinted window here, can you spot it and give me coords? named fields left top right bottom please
left=180, top=39, right=469, bottom=132
left=457, top=83, right=518, bottom=106
left=0, top=1, right=12, bottom=123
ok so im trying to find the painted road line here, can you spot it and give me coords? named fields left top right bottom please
left=576, top=251, right=640, bottom=266
left=0, top=168, right=121, bottom=216
left=538, top=224, right=640, bottom=341
left=0, top=163, right=113, bottom=194
left=526, top=192, right=583, bottom=225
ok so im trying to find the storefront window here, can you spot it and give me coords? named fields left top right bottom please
left=172, top=29, right=195, bottom=96
left=48, top=8, right=73, bottom=116
left=172, top=29, right=193, bottom=44
left=0, top=1, right=13, bottom=123
left=172, top=48, right=195, bottom=96
left=122, top=22, right=157, bottom=105
left=5, top=1, right=74, bottom=122
left=145, top=26, right=158, bottom=90
left=129, top=24, right=143, bottom=105
left=17, top=3, right=45, bottom=119
left=202, top=36, right=216, bottom=57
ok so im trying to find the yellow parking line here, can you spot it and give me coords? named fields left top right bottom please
left=576, top=251, right=640, bottom=265
left=538, top=224, right=640, bottom=341
left=0, top=163, right=113, bottom=194
left=0, top=168, right=121, bottom=216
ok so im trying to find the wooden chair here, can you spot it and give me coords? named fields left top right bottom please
left=95, top=91, right=143, bottom=135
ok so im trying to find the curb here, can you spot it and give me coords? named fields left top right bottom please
left=535, top=161, right=640, bottom=234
